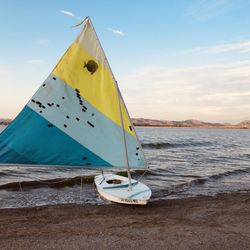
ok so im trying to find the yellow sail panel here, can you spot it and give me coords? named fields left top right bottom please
left=120, top=97, right=134, bottom=134
left=52, top=42, right=135, bottom=136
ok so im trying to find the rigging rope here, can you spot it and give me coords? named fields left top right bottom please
left=18, top=166, right=23, bottom=192
left=136, top=169, right=148, bottom=182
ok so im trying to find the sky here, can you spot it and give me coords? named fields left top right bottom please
left=0, top=0, right=250, bottom=124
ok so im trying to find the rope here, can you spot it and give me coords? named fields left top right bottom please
left=137, top=169, right=148, bottom=182
left=80, top=175, right=83, bottom=200
left=18, top=179, right=23, bottom=192
left=18, top=166, right=23, bottom=192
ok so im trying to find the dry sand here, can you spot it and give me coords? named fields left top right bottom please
left=0, top=192, right=249, bottom=250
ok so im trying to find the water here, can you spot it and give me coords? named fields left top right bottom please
left=0, top=125, right=249, bottom=208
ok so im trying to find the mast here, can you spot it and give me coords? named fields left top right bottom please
left=115, top=81, right=132, bottom=191
left=118, top=88, right=148, bottom=170
left=87, top=17, right=132, bottom=190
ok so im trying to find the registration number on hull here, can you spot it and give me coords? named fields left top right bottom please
left=120, top=198, right=139, bottom=204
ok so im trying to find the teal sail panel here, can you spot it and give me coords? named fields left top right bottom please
left=0, top=106, right=111, bottom=166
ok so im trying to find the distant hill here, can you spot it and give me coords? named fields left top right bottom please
left=132, top=118, right=250, bottom=129
left=0, top=119, right=12, bottom=126
left=1, top=118, right=250, bottom=129
left=236, top=120, right=250, bottom=129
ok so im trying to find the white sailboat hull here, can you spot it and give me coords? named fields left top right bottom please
left=94, top=174, right=152, bottom=205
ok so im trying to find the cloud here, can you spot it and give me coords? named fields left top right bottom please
left=185, top=0, right=246, bottom=22
left=37, top=39, right=49, bottom=45
left=119, top=60, right=250, bottom=123
left=186, top=40, right=250, bottom=55
left=27, top=59, right=44, bottom=64
left=60, top=9, right=75, bottom=17
left=107, top=28, right=125, bottom=36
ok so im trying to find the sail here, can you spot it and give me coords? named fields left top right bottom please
left=0, top=17, right=146, bottom=168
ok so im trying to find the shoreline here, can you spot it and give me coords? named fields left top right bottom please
left=1, top=124, right=250, bottom=129
left=1, top=121, right=250, bottom=130
left=135, top=125, right=250, bottom=129
left=1, top=192, right=249, bottom=249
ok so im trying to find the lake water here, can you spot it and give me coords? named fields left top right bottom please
left=0, top=126, right=249, bottom=208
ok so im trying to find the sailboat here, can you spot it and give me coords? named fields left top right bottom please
left=0, top=17, right=151, bottom=205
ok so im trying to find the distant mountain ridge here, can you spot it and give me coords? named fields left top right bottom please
left=132, top=118, right=250, bottom=129
left=0, top=119, right=12, bottom=126
left=1, top=118, right=250, bottom=129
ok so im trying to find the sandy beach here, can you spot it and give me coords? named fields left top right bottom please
left=0, top=192, right=249, bottom=250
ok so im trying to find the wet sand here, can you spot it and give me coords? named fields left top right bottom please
left=0, top=192, right=249, bottom=250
